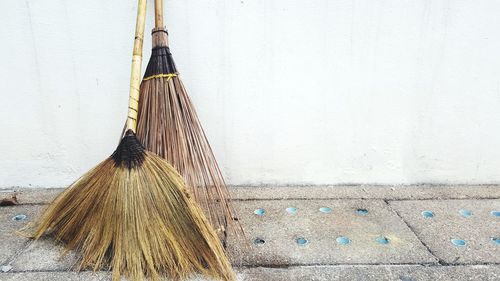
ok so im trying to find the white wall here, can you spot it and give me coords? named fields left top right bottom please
left=2, top=0, right=500, bottom=187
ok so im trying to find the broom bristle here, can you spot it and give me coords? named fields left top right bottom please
left=32, top=130, right=235, bottom=281
left=137, top=28, right=243, bottom=240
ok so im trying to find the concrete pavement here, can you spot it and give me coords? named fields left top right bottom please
left=1, top=185, right=499, bottom=280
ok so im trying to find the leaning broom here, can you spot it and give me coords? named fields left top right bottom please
left=136, top=0, right=242, bottom=242
left=29, top=0, right=235, bottom=280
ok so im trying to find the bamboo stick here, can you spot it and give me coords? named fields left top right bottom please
left=126, top=0, right=147, bottom=132
left=155, top=0, right=164, bottom=28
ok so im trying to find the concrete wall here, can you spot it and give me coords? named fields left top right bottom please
left=2, top=0, right=500, bottom=187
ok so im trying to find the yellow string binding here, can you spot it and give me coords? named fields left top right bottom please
left=143, top=73, right=178, bottom=81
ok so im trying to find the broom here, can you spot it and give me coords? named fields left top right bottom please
left=136, top=0, right=242, bottom=242
left=30, top=0, right=235, bottom=280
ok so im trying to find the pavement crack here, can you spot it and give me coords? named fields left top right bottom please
left=383, top=199, right=444, bottom=265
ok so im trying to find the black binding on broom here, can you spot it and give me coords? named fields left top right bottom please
left=112, top=129, right=145, bottom=168
left=144, top=46, right=177, bottom=77
left=152, top=29, right=168, bottom=35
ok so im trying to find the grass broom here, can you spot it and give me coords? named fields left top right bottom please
left=136, top=0, right=242, bottom=242
left=29, top=0, right=235, bottom=280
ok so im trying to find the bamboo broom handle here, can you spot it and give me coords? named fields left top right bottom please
left=126, top=0, right=148, bottom=132
left=155, top=0, right=164, bottom=28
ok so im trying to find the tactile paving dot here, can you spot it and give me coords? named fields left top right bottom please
left=421, top=211, right=434, bottom=218
left=227, top=199, right=436, bottom=265
left=254, top=208, right=265, bottom=216
left=389, top=200, right=500, bottom=264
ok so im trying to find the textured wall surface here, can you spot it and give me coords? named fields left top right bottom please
left=2, top=0, right=500, bottom=187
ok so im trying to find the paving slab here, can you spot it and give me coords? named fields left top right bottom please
left=1, top=265, right=500, bottom=281
left=238, top=265, right=500, bottom=281
left=6, top=199, right=435, bottom=272
left=389, top=199, right=500, bottom=264
left=227, top=199, right=437, bottom=265
left=0, top=205, right=44, bottom=265
left=0, top=271, right=107, bottom=281
left=230, top=185, right=500, bottom=200
left=0, top=271, right=221, bottom=281
left=2, top=185, right=500, bottom=206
